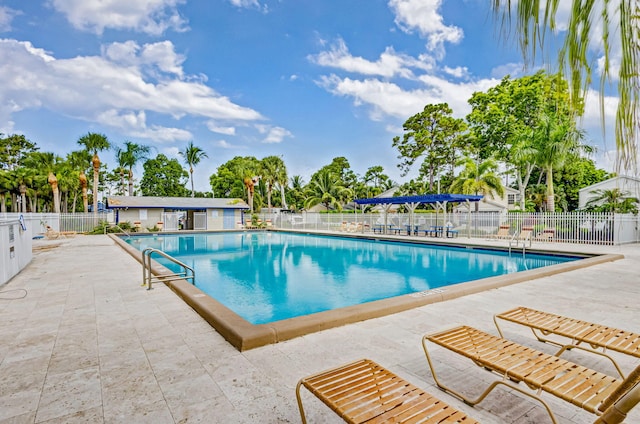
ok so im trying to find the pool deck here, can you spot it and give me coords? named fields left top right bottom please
left=1, top=233, right=639, bottom=423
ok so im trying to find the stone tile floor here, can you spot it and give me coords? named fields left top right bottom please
left=0, top=235, right=638, bottom=423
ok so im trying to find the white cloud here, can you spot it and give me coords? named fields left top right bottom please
left=256, top=125, right=293, bottom=144
left=48, top=0, right=188, bottom=35
left=317, top=73, right=499, bottom=121
left=443, top=66, right=469, bottom=79
left=0, top=39, right=264, bottom=143
left=206, top=122, right=236, bottom=135
left=95, top=109, right=192, bottom=142
left=102, top=40, right=185, bottom=78
left=216, top=139, right=246, bottom=149
left=309, top=38, right=434, bottom=78
left=227, top=0, right=268, bottom=13
left=0, top=6, right=20, bottom=32
left=388, top=0, right=463, bottom=57
left=229, top=0, right=259, bottom=8
left=490, top=62, right=524, bottom=79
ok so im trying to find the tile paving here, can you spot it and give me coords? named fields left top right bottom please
left=0, top=234, right=638, bottom=423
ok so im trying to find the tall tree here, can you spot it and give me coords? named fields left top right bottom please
left=67, top=150, right=92, bottom=212
left=24, top=152, right=63, bottom=213
left=115, top=141, right=152, bottom=196
left=209, top=156, right=261, bottom=208
left=140, top=154, right=189, bottom=197
left=0, top=133, right=38, bottom=171
left=466, top=71, right=575, bottom=209
left=179, top=141, right=208, bottom=197
left=0, top=170, right=11, bottom=212
left=77, top=132, right=110, bottom=214
left=450, top=156, right=505, bottom=211
left=393, top=103, right=466, bottom=191
left=532, top=113, right=587, bottom=212
left=261, top=156, right=288, bottom=211
left=288, top=175, right=306, bottom=212
left=304, top=170, right=353, bottom=211
left=312, top=157, right=357, bottom=190
left=492, top=1, right=639, bottom=172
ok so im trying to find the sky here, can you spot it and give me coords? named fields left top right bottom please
left=0, top=0, right=623, bottom=193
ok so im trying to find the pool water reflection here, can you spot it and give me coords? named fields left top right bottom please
left=125, top=232, right=577, bottom=324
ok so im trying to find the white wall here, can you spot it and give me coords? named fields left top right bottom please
left=579, top=176, right=640, bottom=208
left=0, top=219, right=33, bottom=286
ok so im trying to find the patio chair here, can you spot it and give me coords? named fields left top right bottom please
left=296, top=358, right=479, bottom=423
left=422, top=325, right=640, bottom=424
left=510, top=226, right=533, bottom=247
left=494, top=306, right=640, bottom=377
left=44, top=226, right=60, bottom=240
left=490, top=224, right=511, bottom=240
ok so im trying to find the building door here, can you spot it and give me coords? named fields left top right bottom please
left=223, top=209, right=236, bottom=229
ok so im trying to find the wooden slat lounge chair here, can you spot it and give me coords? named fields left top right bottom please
left=490, top=224, right=510, bottom=240
left=494, top=306, right=640, bottom=377
left=422, top=325, right=640, bottom=424
left=296, top=358, right=479, bottom=423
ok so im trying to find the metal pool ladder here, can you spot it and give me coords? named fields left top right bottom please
left=142, top=248, right=195, bottom=290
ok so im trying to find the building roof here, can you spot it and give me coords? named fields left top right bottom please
left=354, top=194, right=483, bottom=205
left=106, top=196, right=249, bottom=210
left=578, top=175, right=640, bottom=194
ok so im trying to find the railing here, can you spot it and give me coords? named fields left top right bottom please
left=258, top=211, right=640, bottom=245
left=109, top=224, right=131, bottom=237
left=0, top=212, right=114, bottom=238
left=142, top=248, right=195, bottom=290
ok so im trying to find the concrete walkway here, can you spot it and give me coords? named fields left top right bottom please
left=0, top=234, right=638, bottom=423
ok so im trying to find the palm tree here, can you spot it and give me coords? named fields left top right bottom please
left=526, top=183, right=548, bottom=212
left=179, top=141, right=208, bottom=198
left=77, top=132, right=110, bottom=214
left=288, top=175, right=305, bottom=211
left=67, top=150, right=92, bottom=212
left=586, top=188, right=639, bottom=213
left=304, top=170, right=353, bottom=211
left=261, top=156, right=288, bottom=211
left=450, top=157, right=504, bottom=212
left=533, top=114, right=586, bottom=212
left=116, top=141, right=152, bottom=196
left=12, top=167, right=35, bottom=213
left=0, top=170, right=11, bottom=212
left=491, top=0, right=638, bottom=171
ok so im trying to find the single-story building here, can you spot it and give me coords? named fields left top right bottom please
left=453, top=186, right=521, bottom=213
left=578, top=175, right=640, bottom=209
left=106, top=196, right=250, bottom=231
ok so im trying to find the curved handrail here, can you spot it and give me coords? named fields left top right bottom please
left=108, top=224, right=131, bottom=238
left=142, top=247, right=195, bottom=290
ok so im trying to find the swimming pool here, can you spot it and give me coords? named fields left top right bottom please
left=115, top=231, right=620, bottom=350
left=125, top=231, right=578, bottom=324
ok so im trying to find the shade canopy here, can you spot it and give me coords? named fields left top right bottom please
left=354, top=194, right=483, bottom=206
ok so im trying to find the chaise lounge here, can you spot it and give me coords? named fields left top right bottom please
left=490, top=224, right=511, bottom=240
left=422, top=325, right=640, bottom=424
left=296, top=358, right=478, bottom=423
left=494, top=306, right=640, bottom=377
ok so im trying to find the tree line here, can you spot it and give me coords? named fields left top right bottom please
left=1, top=71, right=632, bottom=215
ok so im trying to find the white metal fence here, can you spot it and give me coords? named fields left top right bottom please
left=5, top=211, right=639, bottom=245
left=269, top=211, right=640, bottom=245
left=0, top=212, right=114, bottom=238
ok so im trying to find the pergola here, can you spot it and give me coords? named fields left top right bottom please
left=354, top=194, right=483, bottom=236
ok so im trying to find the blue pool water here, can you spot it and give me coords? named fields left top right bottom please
left=125, top=232, right=578, bottom=325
